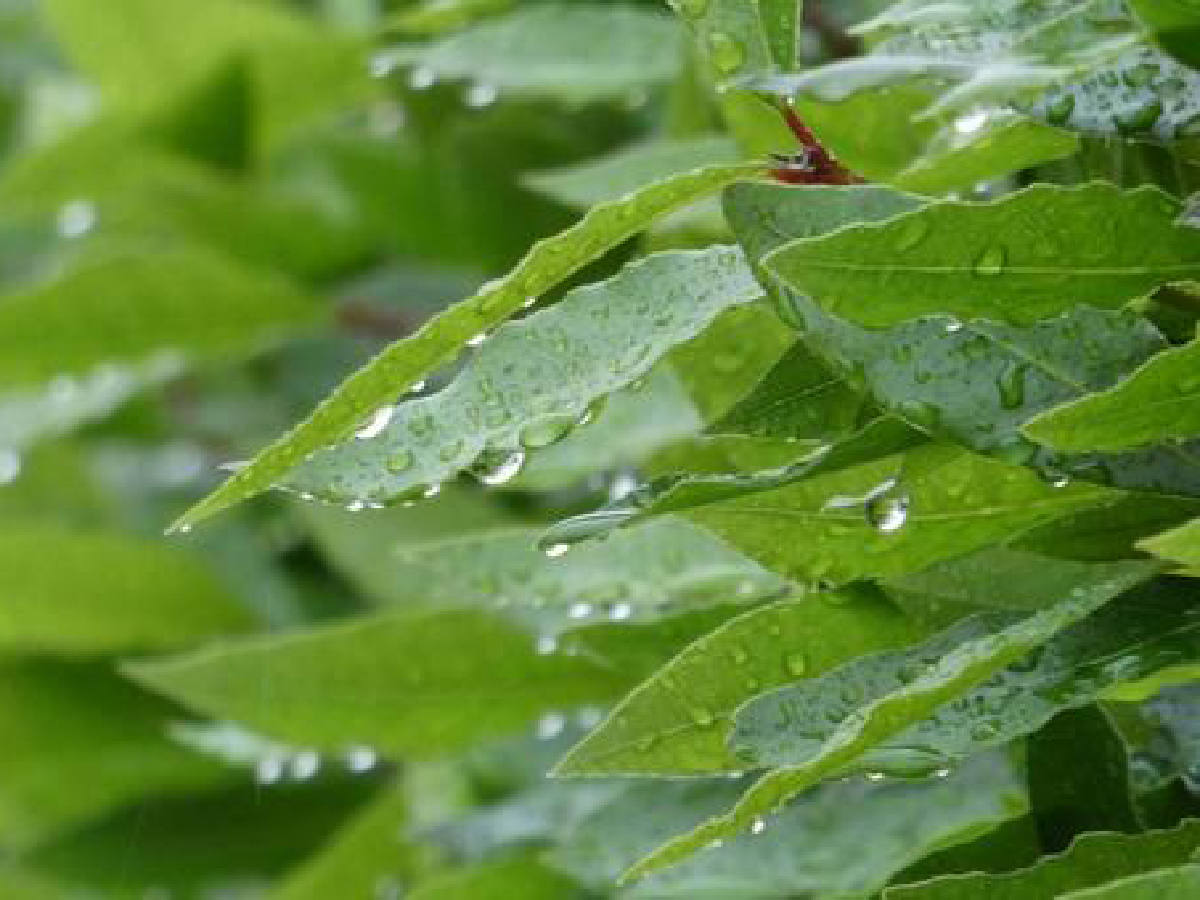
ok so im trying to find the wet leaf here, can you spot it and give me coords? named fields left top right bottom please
left=556, top=591, right=926, bottom=777
left=765, top=183, right=1200, bottom=327
left=176, top=161, right=762, bottom=531
left=283, top=247, right=762, bottom=507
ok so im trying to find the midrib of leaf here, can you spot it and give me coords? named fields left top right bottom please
left=173, top=161, right=762, bottom=531
left=703, top=493, right=1104, bottom=524
left=622, top=589, right=1123, bottom=881
left=782, top=260, right=1200, bottom=276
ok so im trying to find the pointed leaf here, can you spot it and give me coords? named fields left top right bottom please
left=732, top=563, right=1157, bottom=774
left=554, top=753, right=1024, bottom=899
left=283, top=247, right=763, bottom=506
left=175, top=161, right=762, bottom=531
left=1139, top=516, right=1200, bottom=569
left=1025, top=334, right=1200, bottom=453
left=765, top=183, right=1200, bottom=327
left=626, top=570, right=1146, bottom=879
left=884, top=820, right=1200, bottom=899
left=682, top=444, right=1119, bottom=586
left=556, top=591, right=926, bottom=777
left=126, top=608, right=721, bottom=755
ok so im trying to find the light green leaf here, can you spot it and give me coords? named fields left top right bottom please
left=384, top=518, right=789, bottom=634
left=1140, top=516, right=1200, bottom=569
left=765, top=183, right=1200, bottom=327
left=554, top=753, right=1024, bottom=899
left=526, top=137, right=742, bottom=208
left=1025, top=334, right=1200, bottom=454
left=126, top=608, right=718, bottom=755
left=389, top=0, right=514, bottom=35
left=625, top=571, right=1141, bottom=879
left=884, top=820, right=1200, bottom=899
left=0, top=524, right=253, bottom=654
left=732, top=564, right=1158, bottom=774
left=556, top=591, right=926, bottom=777
left=383, top=5, right=683, bottom=103
left=283, top=247, right=763, bottom=507
left=681, top=444, right=1119, bottom=586
left=175, top=160, right=762, bottom=531
left=0, top=659, right=229, bottom=849
left=892, top=113, right=1080, bottom=195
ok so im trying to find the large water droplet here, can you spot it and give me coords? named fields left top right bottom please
left=355, top=406, right=395, bottom=440
left=477, top=449, right=525, bottom=486
left=973, top=246, right=1006, bottom=276
left=867, top=493, right=909, bottom=533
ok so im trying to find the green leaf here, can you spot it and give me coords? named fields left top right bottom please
left=0, top=246, right=319, bottom=385
left=892, top=113, right=1080, bottom=196
left=126, top=608, right=713, bottom=755
left=1025, top=334, right=1200, bottom=454
left=409, top=851, right=580, bottom=900
left=668, top=0, right=799, bottom=77
left=1013, top=495, right=1200, bottom=561
left=765, top=183, right=1200, bottom=327
left=525, top=137, right=742, bottom=208
left=556, top=590, right=926, bottom=777
left=731, top=564, right=1158, bottom=775
left=0, top=659, right=228, bottom=849
left=383, top=517, right=788, bottom=634
left=553, top=753, right=1024, bottom=899
left=273, top=783, right=420, bottom=900
left=884, top=820, right=1200, bottom=899
left=174, top=161, right=762, bottom=531
left=711, top=341, right=868, bottom=442
left=681, top=444, right=1119, bottom=586
left=383, top=5, right=683, bottom=103
left=1027, top=706, right=1141, bottom=849
left=0, top=524, right=253, bottom=654
left=1063, top=865, right=1200, bottom=899
left=626, top=569, right=1146, bottom=879
left=282, top=247, right=763, bottom=507
left=1129, top=0, right=1200, bottom=68
left=389, top=0, right=514, bottom=35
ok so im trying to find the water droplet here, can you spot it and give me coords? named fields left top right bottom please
left=536, top=712, right=567, bottom=740
left=408, top=65, right=436, bottom=90
left=973, top=246, right=1006, bottom=276
left=896, top=400, right=940, bottom=431
left=0, top=448, right=22, bottom=484
left=609, top=602, right=633, bottom=621
left=785, top=652, right=807, bottom=677
left=689, top=706, right=716, bottom=727
left=355, top=406, right=395, bottom=440
left=997, top=362, right=1028, bottom=410
left=255, top=756, right=285, bottom=785
left=467, top=332, right=487, bottom=348
left=545, top=543, right=571, bottom=559
left=1123, top=62, right=1160, bottom=88
left=438, top=439, right=465, bottom=463
left=894, top=218, right=930, bottom=252
left=569, top=602, right=593, bottom=620
left=464, top=82, right=498, bottom=108
left=1175, top=373, right=1200, bottom=395
left=944, top=318, right=964, bottom=333
left=477, top=449, right=525, bottom=486
left=933, top=767, right=952, bottom=778
left=1045, top=93, right=1075, bottom=125
left=708, top=31, right=745, bottom=74
left=422, top=483, right=442, bottom=499
left=520, top=415, right=575, bottom=448
left=290, top=750, right=321, bottom=781
left=865, top=771, right=886, bottom=781
left=953, top=109, right=990, bottom=134
left=750, top=817, right=767, bottom=835
left=731, top=647, right=750, bottom=665
left=867, top=493, right=909, bottom=533
left=386, top=449, right=414, bottom=474
left=1116, top=99, right=1163, bottom=134
left=343, top=746, right=378, bottom=773
left=56, top=198, right=97, bottom=238
left=536, top=634, right=559, bottom=654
